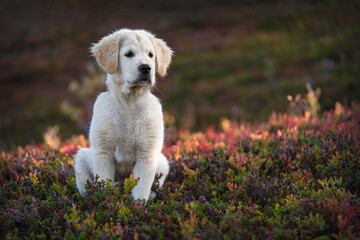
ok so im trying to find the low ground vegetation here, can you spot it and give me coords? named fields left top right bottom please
left=1, top=104, right=359, bottom=239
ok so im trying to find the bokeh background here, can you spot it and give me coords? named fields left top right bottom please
left=0, top=0, right=359, bottom=150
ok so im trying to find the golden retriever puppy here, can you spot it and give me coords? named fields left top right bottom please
left=74, top=29, right=173, bottom=200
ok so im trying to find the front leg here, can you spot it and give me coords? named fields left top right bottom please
left=132, top=159, right=157, bottom=200
left=93, top=149, right=116, bottom=185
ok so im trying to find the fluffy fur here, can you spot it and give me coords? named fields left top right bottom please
left=74, top=29, right=173, bottom=200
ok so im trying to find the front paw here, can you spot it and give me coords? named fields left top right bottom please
left=132, top=186, right=149, bottom=201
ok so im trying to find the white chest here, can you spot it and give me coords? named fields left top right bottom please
left=113, top=109, right=147, bottom=162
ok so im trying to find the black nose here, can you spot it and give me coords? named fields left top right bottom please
left=138, top=64, right=151, bottom=74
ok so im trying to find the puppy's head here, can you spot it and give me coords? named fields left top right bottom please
left=91, top=29, right=173, bottom=90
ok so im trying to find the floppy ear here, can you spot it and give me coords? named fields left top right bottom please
left=91, top=32, right=122, bottom=74
left=153, top=38, right=173, bottom=77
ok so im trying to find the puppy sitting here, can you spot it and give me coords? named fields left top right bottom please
left=74, top=29, right=173, bottom=200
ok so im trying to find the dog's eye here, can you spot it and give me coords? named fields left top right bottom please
left=125, top=51, right=134, bottom=58
left=149, top=52, right=153, bottom=58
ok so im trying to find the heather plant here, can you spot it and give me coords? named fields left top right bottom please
left=1, top=104, right=359, bottom=239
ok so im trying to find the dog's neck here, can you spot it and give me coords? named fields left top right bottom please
left=106, top=74, right=151, bottom=107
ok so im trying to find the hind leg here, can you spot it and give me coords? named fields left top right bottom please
left=74, top=148, right=93, bottom=195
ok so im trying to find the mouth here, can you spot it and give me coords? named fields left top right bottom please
left=133, top=75, right=151, bottom=86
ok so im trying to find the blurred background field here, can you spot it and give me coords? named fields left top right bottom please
left=0, top=0, right=359, bottom=150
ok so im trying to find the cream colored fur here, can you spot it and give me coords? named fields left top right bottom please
left=74, top=29, right=173, bottom=200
